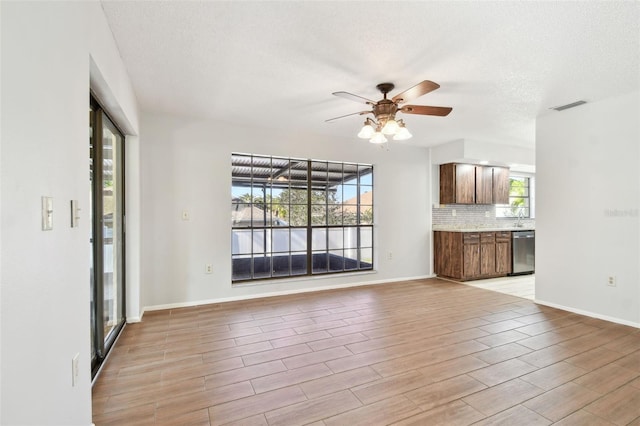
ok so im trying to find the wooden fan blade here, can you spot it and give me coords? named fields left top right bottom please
left=392, top=80, right=440, bottom=104
left=325, top=110, right=372, bottom=122
left=332, top=91, right=376, bottom=105
left=400, top=105, right=452, bottom=116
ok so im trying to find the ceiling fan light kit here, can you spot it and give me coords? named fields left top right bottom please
left=357, top=118, right=376, bottom=139
left=370, top=131, right=388, bottom=144
left=393, top=122, right=412, bottom=140
left=327, top=80, right=453, bottom=144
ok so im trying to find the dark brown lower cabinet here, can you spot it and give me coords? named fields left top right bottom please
left=434, top=231, right=512, bottom=281
left=495, top=231, right=512, bottom=274
left=462, top=233, right=480, bottom=279
left=480, top=232, right=496, bottom=276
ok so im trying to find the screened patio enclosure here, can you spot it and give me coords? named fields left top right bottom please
left=231, top=154, right=373, bottom=282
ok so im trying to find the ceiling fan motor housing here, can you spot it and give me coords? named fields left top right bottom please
left=373, top=100, right=397, bottom=123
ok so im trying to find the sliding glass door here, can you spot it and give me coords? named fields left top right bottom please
left=90, top=96, right=126, bottom=377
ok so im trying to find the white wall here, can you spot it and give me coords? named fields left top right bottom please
left=536, top=91, right=640, bottom=325
left=430, top=139, right=535, bottom=168
left=1, top=2, right=139, bottom=424
left=140, top=112, right=432, bottom=310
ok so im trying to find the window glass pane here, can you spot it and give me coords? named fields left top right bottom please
left=329, top=250, right=344, bottom=272
left=360, top=248, right=373, bottom=269
left=327, top=162, right=344, bottom=173
left=510, top=187, right=529, bottom=197
left=232, top=229, right=252, bottom=254
left=344, top=227, right=358, bottom=249
left=312, top=251, right=328, bottom=274
left=270, top=187, right=288, bottom=226
left=272, top=255, right=290, bottom=277
left=327, top=204, right=342, bottom=226
left=251, top=206, right=270, bottom=227
left=359, top=166, right=373, bottom=185
left=231, top=194, right=252, bottom=227
left=343, top=206, right=357, bottom=225
left=359, top=206, right=373, bottom=225
left=327, top=185, right=342, bottom=225
left=291, top=251, right=307, bottom=275
left=360, top=227, right=373, bottom=247
left=312, top=191, right=328, bottom=205
left=232, top=255, right=252, bottom=281
left=291, top=228, right=307, bottom=251
left=359, top=185, right=372, bottom=199
left=232, top=155, right=252, bottom=187
left=272, top=228, right=289, bottom=253
left=253, top=229, right=266, bottom=253
left=342, top=184, right=358, bottom=204
left=328, top=228, right=343, bottom=250
left=278, top=184, right=290, bottom=205
left=289, top=205, right=308, bottom=226
left=311, top=161, right=328, bottom=190
left=336, top=184, right=344, bottom=204
left=312, top=228, right=327, bottom=250
left=311, top=204, right=327, bottom=226
left=289, top=188, right=308, bottom=205
left=253, top=257, right=271, bottom=279
left=344, top=163, right=359, bottom=181
left=344, top=249, right=358, bottom=270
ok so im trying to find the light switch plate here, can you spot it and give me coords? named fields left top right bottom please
left=72, top=353, right=79, bottom=387
left=42, top=196, right=53, bottom=230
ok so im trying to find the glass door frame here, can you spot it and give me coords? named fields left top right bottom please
left=90, top=94, right=126, bottom=378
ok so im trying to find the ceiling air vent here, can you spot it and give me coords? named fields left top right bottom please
left=550, top=100, right=587, bottom=111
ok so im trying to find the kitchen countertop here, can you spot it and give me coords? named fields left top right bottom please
left=433, top=226, right=535, bottom=232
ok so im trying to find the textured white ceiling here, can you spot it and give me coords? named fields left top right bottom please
left=101, top=1, right=639, bottom=148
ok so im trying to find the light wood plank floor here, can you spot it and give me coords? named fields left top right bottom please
left=93, top=278, right=640, bottom=425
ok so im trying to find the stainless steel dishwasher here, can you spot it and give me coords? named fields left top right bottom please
left=511, top=230, right=535, bottom=275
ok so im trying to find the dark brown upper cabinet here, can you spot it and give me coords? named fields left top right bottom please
left=492, top=166, right=510, bottom=205
left=440, top=163, right=475, bottom=204
left=475, top=166, right=493, bottom=204
left=439, top=163, right=510, bottom=205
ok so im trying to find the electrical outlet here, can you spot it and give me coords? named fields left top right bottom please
left=72, top=353, right=79, bottom=387
left=205, top=264, right=213, bottom=274
left=387, top=251, right=393, bottom=261
left=182, top=210, right=190, bottom=221
left=452, top=209, right=457, bottom=217
left=607, top=276, right=617, bottom=287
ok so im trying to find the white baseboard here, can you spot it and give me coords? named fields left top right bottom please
left=126, top=316, right=142, bottom=324
left=534, top=298, right=640, bottom=329
left=141, top=274, right=435, bottom=315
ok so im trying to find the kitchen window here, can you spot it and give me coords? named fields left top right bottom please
left=496, top=175, right=533, bottom=218
left=231, top=153, right=373, bottom=282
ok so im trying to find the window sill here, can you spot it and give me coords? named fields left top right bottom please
left=232, top=269, right=378, bottom=288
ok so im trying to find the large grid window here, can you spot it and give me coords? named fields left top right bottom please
left=232, top=154, right=373, bottom=282
left=496, top=176, right=532, bottom=218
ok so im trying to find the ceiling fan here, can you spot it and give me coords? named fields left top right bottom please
left=326, top=80, right=452, bottom=143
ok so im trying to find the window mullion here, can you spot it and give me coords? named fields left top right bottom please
left=306, top=160, right=312, bottom=276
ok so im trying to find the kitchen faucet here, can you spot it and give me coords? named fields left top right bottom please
left=515, top=209, right=525, bottom=227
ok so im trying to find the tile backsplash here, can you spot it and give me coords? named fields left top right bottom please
left=433, top=204, right=535, bottom=229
